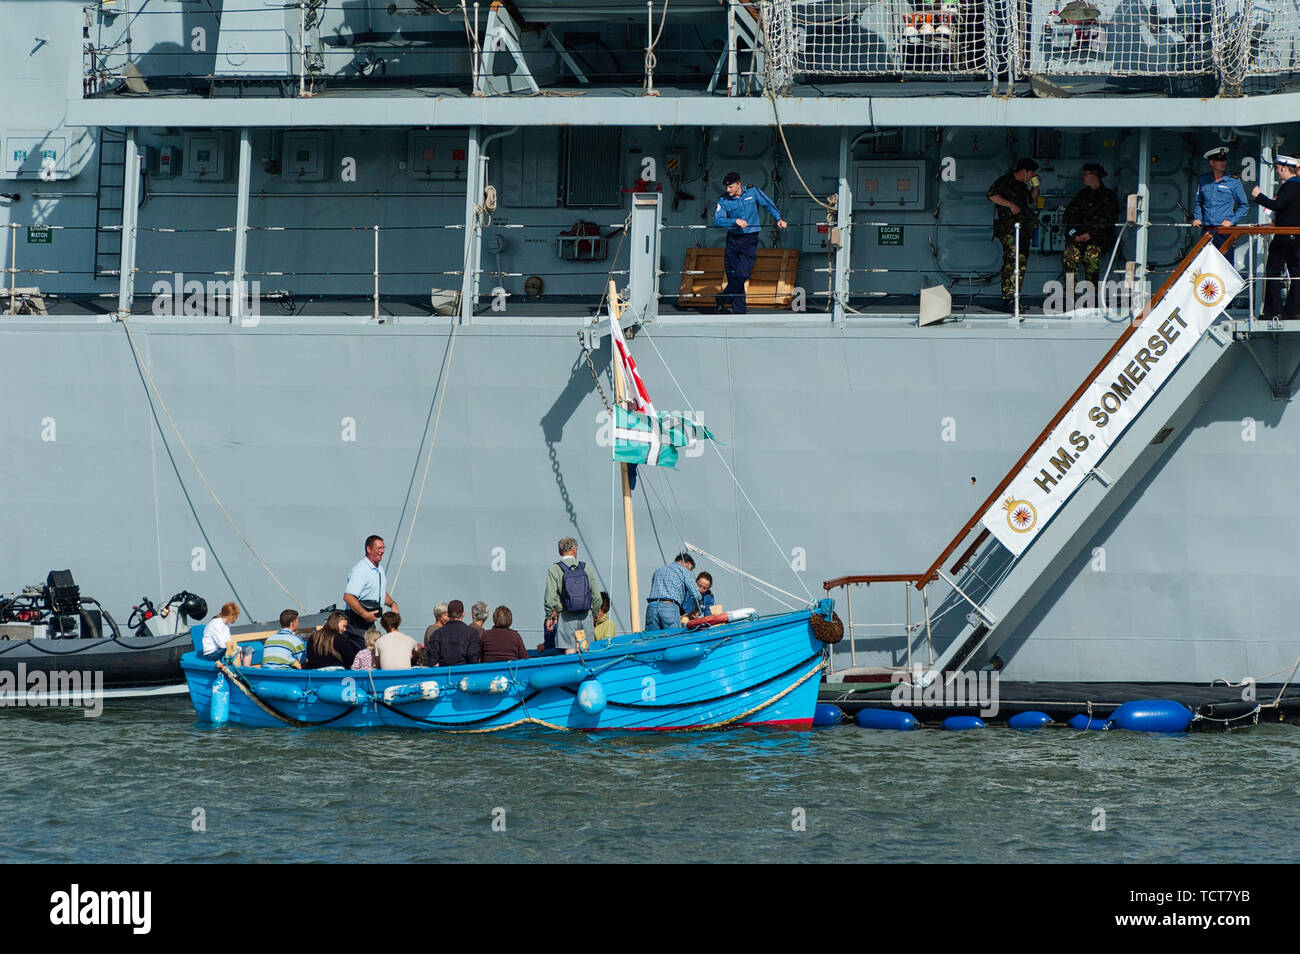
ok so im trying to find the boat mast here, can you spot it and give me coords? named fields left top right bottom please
left=607, top=281, right=642, bottom=632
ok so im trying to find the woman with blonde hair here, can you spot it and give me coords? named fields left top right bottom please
left=200, top=602, right=241, bottom=661
left=304, top=611, right=349, bottom=669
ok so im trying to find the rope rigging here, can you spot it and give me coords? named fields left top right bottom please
left=117, top=316, right=303, bottom=617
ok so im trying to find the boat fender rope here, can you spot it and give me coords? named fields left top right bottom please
left=572, top=649, right=825, bottom=710
left=373, top=689, right=543, bottom=728
left=216, top=662, right=357, bottom=728
left=810, top=612, right=844, bottom=644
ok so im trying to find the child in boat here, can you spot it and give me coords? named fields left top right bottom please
left=200, top=602, right=241, bottom=661
left=695, top=573, right=715, bottom=616
left=261, top=609, right=307, bottom=669
left=351, top=628, right=382, bottom=670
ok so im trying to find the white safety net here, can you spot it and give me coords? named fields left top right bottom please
left=762, top=0, right=1300, bottom=83
left=762, top=0, right=1000, bottom=81
left=1215, top=0, right=1300, bottom=85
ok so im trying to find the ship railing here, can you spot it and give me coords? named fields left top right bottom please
left=821, top=574, right=939, bottom=680
left=1, top=222, right=102, bottom=314
left=99, top=213, right=631, bottom=318
left=80, top=1, right=764, bottom=98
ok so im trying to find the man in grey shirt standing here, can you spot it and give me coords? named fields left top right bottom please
left=544, top=537, right=602, bottom=653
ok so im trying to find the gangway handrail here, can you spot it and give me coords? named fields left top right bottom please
left=914, top=226, right=1243, bottom=587
left=823, top=573, right=923, bottom=590
left=916, top=223, right=1300, bottom=589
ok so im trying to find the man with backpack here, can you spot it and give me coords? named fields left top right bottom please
left=544, top=537, right=602, bottom=653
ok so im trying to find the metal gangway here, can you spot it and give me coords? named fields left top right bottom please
left=825, top=225, right=1300, bottom=680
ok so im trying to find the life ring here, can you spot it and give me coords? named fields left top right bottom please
left=686, top=614, right=729, bottom=630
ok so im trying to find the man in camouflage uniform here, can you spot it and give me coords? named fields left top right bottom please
left=986, top=158, right=1040, bottom=309
left=1062, top=162, right=1119, bottom=285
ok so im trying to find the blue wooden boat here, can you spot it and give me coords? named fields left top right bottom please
left=181, top=600, right=835, bottom=731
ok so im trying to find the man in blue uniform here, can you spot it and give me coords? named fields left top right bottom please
left=713, top=172, right=787, bottom=314
left=1193, top=146, right=1249, bottom=244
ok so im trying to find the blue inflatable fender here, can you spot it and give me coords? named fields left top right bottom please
left=209, top=674, right=229, bottom=725
left=458, top=674, right=510, bottom=694
left=251, top=682, right=308, bottom=703
left=1007, top=711, right=1052, bottom=729
left=855, top=708, right=920, bottom=730
left=813, top=703, right=844, bottom=727
left=661, top=643, right=705, bottom=664
left=314, top=680, right=368, bottom=706
left=576, top=678, right=606, bottom=715
left=529, top=664, right=590, bottom=690
left=942, top=715, right=987, bottom=731
left=1109, top=699, right=1194, bottom=733
left=1068, top=713, right=1111, bottom=731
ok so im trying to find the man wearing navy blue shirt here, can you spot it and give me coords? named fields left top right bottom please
left=713, top=171, right=787, bottom=314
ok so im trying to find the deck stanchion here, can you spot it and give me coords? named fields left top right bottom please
left=846, top=583, right=856, bottom=669
left=7, top=222, right=16, bottom=315
left=1013, top=221, right=1021, bottom=320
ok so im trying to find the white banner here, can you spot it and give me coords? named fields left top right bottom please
left=980, top=244, right=1244, bottom=556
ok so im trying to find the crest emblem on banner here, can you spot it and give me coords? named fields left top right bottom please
left=1003, top=496, right=1034, bottom=535
left=1003, top=497, right=1036, bottom=533
left=1190, top=269, right=1225, bottom=307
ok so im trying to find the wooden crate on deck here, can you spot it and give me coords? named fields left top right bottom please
left=677, top=247, right=800, bottom=310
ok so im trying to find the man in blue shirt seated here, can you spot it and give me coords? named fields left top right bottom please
left=713, top=171, right=787, bottom=315
left=645, top=552, right=703, bottom=631
left=261, top=609, right=307, bottom=669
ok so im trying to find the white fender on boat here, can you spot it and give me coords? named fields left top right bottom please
left=382, top=681, right=442, bottom=704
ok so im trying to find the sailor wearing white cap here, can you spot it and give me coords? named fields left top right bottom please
left=1251, top=154, right=1300, bottom=319
left=1193, top=146, right=1248, bottom=240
